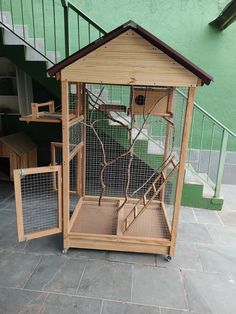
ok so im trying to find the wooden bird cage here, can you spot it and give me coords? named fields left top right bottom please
left=13, top=21, right=212, bottom=258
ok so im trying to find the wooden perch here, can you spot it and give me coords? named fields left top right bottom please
left=99, top=104, right=126, bottom=112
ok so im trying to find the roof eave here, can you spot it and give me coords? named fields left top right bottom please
left=48, top=21, right=213, bottom=86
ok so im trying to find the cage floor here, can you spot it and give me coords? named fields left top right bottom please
left=70, top=199, right=118, bottom=235
left=70, top=198, right=170, bottom=240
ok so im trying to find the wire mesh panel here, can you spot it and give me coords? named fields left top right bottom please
left=85, top=84, right=173, bottom=201
left=69, top=122, right=82, bottom=151
left=14, top=166, right=62, bottom=241
left=50, top=142, right=81, bottom=214
left=164, top=89, right=188, bottom=227
left=69, top=83, right=78, bottom=113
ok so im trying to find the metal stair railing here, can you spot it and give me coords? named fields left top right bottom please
left=0, top=0, right=106, bottom=64
left=177, top=88, right=236, bottom=198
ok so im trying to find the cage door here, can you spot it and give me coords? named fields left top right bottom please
left=14, top=166, right=62, bottom=242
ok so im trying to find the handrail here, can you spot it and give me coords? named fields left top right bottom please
left=0, top=20, right=54, bottom=64
left=176, top=88, right=236, bottom=138
left=176, top=88, right=234, bottom=198
left=0, top=0, right=106, bottom=63
left=62, top=0, right=106, bottom=35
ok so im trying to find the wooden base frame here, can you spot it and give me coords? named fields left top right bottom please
left=65, top=196, right=173, bottom=255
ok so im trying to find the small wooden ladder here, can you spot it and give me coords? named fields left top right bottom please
left=123, top=156, right=178, bottom=232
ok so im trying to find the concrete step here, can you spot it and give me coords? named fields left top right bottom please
left=0, top=11, right=12, bottom=28
left=131, top=127, right=148, bottom=140
left=109, top=112, right=131, bottom=126
left=147, top=138, right=164, bottom=155
left=3, top=25, right=28, bottom=45
left=185, top=167, right=214, bottom=198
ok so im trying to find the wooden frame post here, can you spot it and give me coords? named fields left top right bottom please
left=169, top=87, right=196, bottom=256
left=80, top=83, right=86, bottom=197
left=61, top=80, right=70, bottom=249
left=160, top=89, right=174, bottom=203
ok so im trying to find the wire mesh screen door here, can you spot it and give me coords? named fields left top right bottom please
left=14, top=165, right=62, bottom=241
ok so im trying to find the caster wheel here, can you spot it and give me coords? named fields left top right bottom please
left=165, top=255, right=172, bottom=262
left=62, top=249, right=68, bottom=255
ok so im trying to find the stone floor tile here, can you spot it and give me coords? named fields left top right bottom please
left=0, top=251, right=41, bottom=288
left=0, top=223, right=26, bottom=251
left=43, top=259, right=86, bottom=294
left=218, top=211, right=236, bottom=227
left=108, top=251, right=156, bottom=265
left=0, top=210, right=25, bottom=250
left=180, top=207, right=196, bottom=223
left=197, top=243, right=236, bottom=275
left=0, top=195, right=16, bottom=211
left=221, top=184, right=236, bottom=211
left=0, top=287, right=45, bottom=314
left=0, top=182, right=14, bottom=203
left=205, top=224, right=236, bottom=247
left=41, top=293, right=102, bottom=314
left=102, top=300, right=160, bottom=314
left=0, top=209, right=16, bottom=226
left=183, top=270, right=236, bottom=313
left=193, top=208, right=222, bottom=225
left=160, top=309, right=201, bottom=314
left=24, top=234, right=62, bottom=255
left=24, top=255, right=68, bottom=291
left=132, top=265, right=188, bottom=309
left=67, top=248, right=109, bottom=260
left=178, top=223, right=213, bottom=244
left=77, top=260, right=132, bottom=301
left=156, top=243, right=203, bottom=271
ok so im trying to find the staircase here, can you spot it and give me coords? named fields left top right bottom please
left=87, top=84, right=232, bottom=210
left=0, top=1, right=233, bottom=210
left=0, top=1, right=105, bottom=98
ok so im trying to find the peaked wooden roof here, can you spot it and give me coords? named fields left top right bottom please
left=48, top=20, right=213, bottom=85
left=0, top=132, right=36, bottom=156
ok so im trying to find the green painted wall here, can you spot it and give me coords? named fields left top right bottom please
left=1, top=0, right=236, bottom=139
left=73, top=0, right=236, bottom=138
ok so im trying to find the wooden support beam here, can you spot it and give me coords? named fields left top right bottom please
left=169, top=86, right=196, bottom=256
left=160, top=89, right=174, bottom=202
left=61, top=80, right=70, bottom=249
left=99, top=104, right=127, bottom=112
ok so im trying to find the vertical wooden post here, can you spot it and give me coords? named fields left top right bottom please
left=169, top=87, right=196, bottom=256
left=61, top=80, right=70, bottom=249
left=81, top=83, right=86, bottom=196
left=160, top=89, right=174, bottom=203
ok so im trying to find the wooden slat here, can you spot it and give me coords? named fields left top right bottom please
left=68, top=237, right=169, bottom=255
left=24, top=228, right=62, bottom=241
left=17, top=165, right=61, bottom=175
left=13, top=169, right=24, bottom=241
left=69, top=197, right=84, bottom=231
left=61, top=80, right=70, bottom=249
left=170, top=87, right=196, bottom=256
left=99, top=104, right=127, bottom=112
left=61, top=30, right=198, bottom=87
left=69, top=231, right=171, bottom=245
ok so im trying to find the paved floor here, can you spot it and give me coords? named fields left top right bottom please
left=0, top=182, right=236, bottom=314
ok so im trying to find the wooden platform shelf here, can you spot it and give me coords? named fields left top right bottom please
left=20, top=112, right=76, bottom=123
left=68, top=196, right=171, bottom=254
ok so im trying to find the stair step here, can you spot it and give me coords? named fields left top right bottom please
left=147, top=138, right=164, bottom=154
left=0, top=11, right=12, bottom=29
left=109, top=112, right=131, bottom=126
left=131, top=127, right=148, bottom=140
left=3, top=25, right=28, bottom=45
left=184, top=168, right=214, bottom=198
